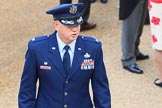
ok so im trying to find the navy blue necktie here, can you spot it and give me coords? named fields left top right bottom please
left=63, top=45, right=70, bottom=75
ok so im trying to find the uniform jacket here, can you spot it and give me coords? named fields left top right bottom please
left=119, top=0, right=139, bottom=20
left=18, top=31, right=111, bottom=108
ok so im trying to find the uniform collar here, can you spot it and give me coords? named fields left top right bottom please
left=56, top=32, right=76, bottom=53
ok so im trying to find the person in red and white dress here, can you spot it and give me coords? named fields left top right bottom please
left=148, top=0, right=162, bottom=87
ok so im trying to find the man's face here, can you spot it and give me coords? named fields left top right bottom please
left=53, top=20, right=80, bottom=44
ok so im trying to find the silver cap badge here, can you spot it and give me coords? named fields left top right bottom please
left=69, top=5, right=77, bottom=14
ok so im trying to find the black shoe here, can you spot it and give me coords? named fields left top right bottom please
left=154, top=79, right=162, bottom=88
left=136, top=53, right=149, bottom=60
left=123, top=64, right=143, bottom=74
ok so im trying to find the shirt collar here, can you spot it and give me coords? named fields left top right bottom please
left=56, top=32, right=76, bottom=53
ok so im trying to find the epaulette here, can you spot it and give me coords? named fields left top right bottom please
left=31, top=35, right=50, bottom=42
left=81, top=36, right=100, bottom=43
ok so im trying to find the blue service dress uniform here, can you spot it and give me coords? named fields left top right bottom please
left=18, top=31, right=111, bottom=108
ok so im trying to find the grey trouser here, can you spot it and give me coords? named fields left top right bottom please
left=121, top=0, right=147, bottom=66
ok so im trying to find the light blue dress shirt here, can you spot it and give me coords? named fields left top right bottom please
left=56, top=33, right=75, bottom=67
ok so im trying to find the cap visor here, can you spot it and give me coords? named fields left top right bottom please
left=59, top=16, right=83, bottom=26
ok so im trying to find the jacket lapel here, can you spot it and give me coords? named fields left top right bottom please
left=67, top=37, right=85, bottom=80
left=48, top=32, right=66, bottom=78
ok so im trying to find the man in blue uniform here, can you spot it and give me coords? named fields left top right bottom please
left=18, top=3, right=111, bottom=108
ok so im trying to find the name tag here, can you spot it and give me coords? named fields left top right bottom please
left=40, top=66, right=51, bottom=70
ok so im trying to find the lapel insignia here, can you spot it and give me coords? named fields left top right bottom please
left=84, top=53, right=90, bottom=58
left=78, top=48, right=82, bottom=50
left=81, top=59, right=94, bottom=70
left=52, top=47, right=56, bottom=50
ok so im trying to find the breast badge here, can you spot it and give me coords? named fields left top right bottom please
left=40, top=61, right=51, bottom=70
left=81, top=59, right=94, bottom=70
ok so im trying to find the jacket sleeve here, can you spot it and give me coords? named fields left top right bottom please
left=119, top=0, right=139, bottom=20
left=18, top=41, right=38, bottom=108
left=91, top=43, right=111, bottom=108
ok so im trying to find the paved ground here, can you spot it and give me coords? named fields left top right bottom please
left=0, top=0, right=162, bottom=108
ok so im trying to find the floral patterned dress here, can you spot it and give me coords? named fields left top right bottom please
left=148, top=0, right=162, bottom=50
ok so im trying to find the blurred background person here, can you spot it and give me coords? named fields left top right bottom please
left=119, top=0, right=149, bottom=74
left=148, top=0, right=162, bottom=87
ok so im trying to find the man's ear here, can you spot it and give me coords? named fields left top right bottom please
left=53, top=20, right=59, bottom=31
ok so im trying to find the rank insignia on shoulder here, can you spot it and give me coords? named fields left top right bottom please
left=81, top=36, right=100, bottom=43
left=31, top=36, right=49, bottom=42
left=32, top=38, right=35, bottom=41
left=80, top=59, right=94, bottom=70
left=95, top=38, right=99, bottom=42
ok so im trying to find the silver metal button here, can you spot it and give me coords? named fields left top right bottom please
left=64, top=92, right=68, bottom=96
left=64, top=104, right=67, bottom=108
left=65, top=80, right=68, bottom=84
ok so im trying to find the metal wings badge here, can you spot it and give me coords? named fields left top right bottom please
left=84, top=53, right=90, bottom=58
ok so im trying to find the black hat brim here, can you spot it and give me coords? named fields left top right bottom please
left=58, top=16, right=83, bottom=26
